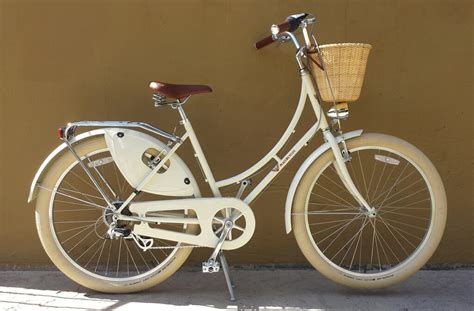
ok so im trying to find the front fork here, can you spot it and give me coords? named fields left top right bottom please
left=323, top=129, right=375, bottom=215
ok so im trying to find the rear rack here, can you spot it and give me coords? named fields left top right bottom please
left=61, top=121, right=180, bottom=143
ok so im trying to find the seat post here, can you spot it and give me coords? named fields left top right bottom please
left=176, top=101, right=188, bottom=122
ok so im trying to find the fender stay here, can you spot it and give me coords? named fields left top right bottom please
left=27, top=130, right=107, bottom=203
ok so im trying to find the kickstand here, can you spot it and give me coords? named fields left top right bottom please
left=219, top=251, right=236, bottom=301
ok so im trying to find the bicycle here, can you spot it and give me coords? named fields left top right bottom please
left=28, top=13, right=447, bottom=300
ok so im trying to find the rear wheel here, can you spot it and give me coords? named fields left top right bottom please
left=292, top=133, right=447, bottom=288
left=35, top=136, right=198, bottom=293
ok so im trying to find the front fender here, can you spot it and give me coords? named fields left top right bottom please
left=27, top=129, right=108, bottom=203
left=284, top=129, right=363, bottom=233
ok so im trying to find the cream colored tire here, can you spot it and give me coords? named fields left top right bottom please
left=292, top=133, right=447, bottom=289
left=35, top=136, right=196, bottom=293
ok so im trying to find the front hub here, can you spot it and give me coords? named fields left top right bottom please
left=367, top=207, right=377, bottom=218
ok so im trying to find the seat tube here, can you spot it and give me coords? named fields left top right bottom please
left=177, top=105, right=222, bottom=197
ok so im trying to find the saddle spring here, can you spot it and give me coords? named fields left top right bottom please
left=152, top=93, right=168, bottom=106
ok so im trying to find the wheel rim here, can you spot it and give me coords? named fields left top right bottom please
left=47, top=148, right=187, bottom=282
left=303, top=146, right=435, bottom=276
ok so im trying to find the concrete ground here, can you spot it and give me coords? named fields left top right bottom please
left=0, top=268, right=472, bottom=310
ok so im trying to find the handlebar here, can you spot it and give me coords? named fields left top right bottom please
left=255, top=13, right=310, bottom=50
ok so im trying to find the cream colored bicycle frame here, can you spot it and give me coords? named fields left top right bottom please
left=115, top=70, right=372, bottom=219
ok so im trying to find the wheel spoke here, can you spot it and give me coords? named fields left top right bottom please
left=311, top=191, right=357, bottom=209
left=87, top=158, right=117, bottom=199
left=378, top=216, right=409, bottom=257
left=366, top=150, right=379, bottom=203
left=380, top=217, right=423, bottom=243
left=316, top=183, right=358, bottom=209
left=131, top=240, right=151, bottom=270
left=350, top=216, right=367, bottom=270
left=56, top=223, right=95, bottom=234
left=381, top=217, right=428, bottom=231
left=374, top=163, right=411, bottom=206
left=60, top=223, right=95, bottom=244
left=62, top=184, right=105, bottom=201
left=381, top=187, right=428, bottom=209
left=320, top=171, right=353, bottom=197
left=356, top=151, right=369, bottom=200
left=123, top=240, right=140, bottom=274
left=54, top=208, right=99, bottom=213
left=39, top=185, right=106, bottom=209
left=375, top=224, right=400, bottom=263
left=94, top=239, right=107, bottom=272
left=378, top=178, right=424, bottom=207
left=67, top=227, right=96, bottom=253
left=379, top=215, right=418, bottom=249
left=105, top=239, right=113, bottom=276
left=308, top=202, right=356, bottom=208
left=321, top=214, right=364, bottom=251
left=76, top=237, right=102, bottom=262
left=333, top=216, right=368, bottom=264
left=312, top=219, right=355, bottom=236
left=305, top=211, right=361, bottom=215
left=379, top=209, right=430, bottom=221
left=116, top=238, right=122, bottom=277
left=310, top=218, right=355, bottom=226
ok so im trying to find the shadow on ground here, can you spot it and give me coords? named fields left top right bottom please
left=0, top=269, right=472, bottom=310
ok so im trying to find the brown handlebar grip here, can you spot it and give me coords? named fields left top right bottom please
left=255, top=35, right=275, bottom=50
left=276, top=20, right=291, bottom=33
left=254, top=20, right=291, bottom=50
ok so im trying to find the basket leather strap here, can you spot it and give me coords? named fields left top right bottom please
left=307, top=48, right=325, bottom=71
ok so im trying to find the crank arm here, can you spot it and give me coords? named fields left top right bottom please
left=203, top=219, right=233, bottom=273
left=210, top=220, right=232, bottom=262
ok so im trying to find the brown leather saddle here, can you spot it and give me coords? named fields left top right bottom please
left=149, top=81, right=212, bottom=99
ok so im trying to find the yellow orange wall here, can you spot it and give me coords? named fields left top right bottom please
left=0, top=0, right=472, bottom=265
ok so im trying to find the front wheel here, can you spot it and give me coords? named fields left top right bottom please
left=292, top=133, right=447, bottom=288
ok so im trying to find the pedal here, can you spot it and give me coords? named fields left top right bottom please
left=202, top=260, right=220, bottom=273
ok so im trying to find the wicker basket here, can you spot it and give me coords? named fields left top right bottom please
left=309, top=43, right=372, bottom=103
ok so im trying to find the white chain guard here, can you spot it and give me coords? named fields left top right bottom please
left=103, top=128, right=195, bottom=196
left=129, top=197, right=256, bottom=250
